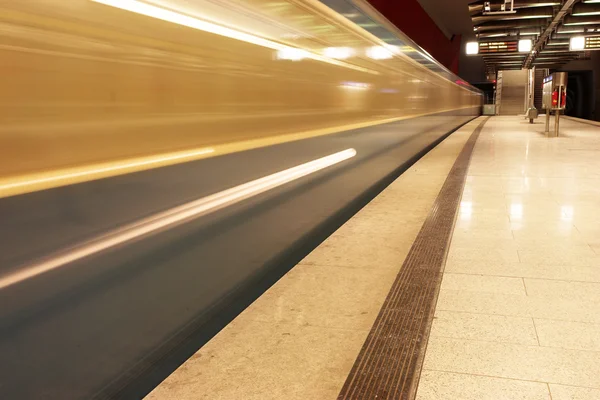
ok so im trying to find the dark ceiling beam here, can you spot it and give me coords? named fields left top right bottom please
left=551, top=34, right=600, bottom=43
left=471, top=6, right=555, bottom=24
left=478, top=35, right=539, bottom=42
left=483, top=60, right=527, bottom=64
left=474, top=18, right=551, bottom=31
left=524, top=0, right=578, bottom=68
left=564, top=15, right=600, bottom=25
left=483, top=53, right=527, bottom=58
left=531, top=63, right=569, bottom=67
left=571, top=3, right=600, bottom=16
left=477, top=28, right=542, bottom=38
left=538, top=48, right=584, bottom=53
left=468, top=0, right=561, bottom=14
left=535, top=54, right=580, bottom=58
left=554, top=25, right=600, bottom=35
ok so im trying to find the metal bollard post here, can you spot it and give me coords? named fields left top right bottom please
left=545, top=108, right=550, bottom=135
left=555, top=110, right=560, bottom=138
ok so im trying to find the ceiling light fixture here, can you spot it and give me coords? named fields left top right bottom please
left=466, top=41, right=479, bottom=55
left=570, top=36, right=586, bottom=50
left=518, top=39, right=532, bottom=52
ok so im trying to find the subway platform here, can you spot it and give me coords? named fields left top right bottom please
left=147, top=116, right=600, bottom=400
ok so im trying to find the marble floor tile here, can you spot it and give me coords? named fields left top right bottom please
left=299, top=232, right=411, bottom=270
left=416, top=370, right=550, bottom=400
left=437, top=289, right=600, bottom=323
left=535, top=319, right=600, bottom=351
left=444, top=261, right=600, bottom=283
left=146, top=320, right=366, bottom=400
left=244, top=263, right=397, bottom=330
left=549, top=384, right=600, bottom=400
left=440, top=273, right=526, bottom=295
left=422, top=336, right=600, bottom=389
left=451, top=227, right=514, bottom=240
left=454, top=218, right=513, bottom=231
left=431, top=310, right=538, bottom=345
left=518, top=249, right=600, bottom=266
left=524, top=279, right=600, bottom=302
left=447, top=246, right=520, bottom=263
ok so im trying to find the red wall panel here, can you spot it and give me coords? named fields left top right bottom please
left=368, top=0, right=461, bottom=74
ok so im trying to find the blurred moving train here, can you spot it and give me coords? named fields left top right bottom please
left=0, top=0, right=482, bottom=398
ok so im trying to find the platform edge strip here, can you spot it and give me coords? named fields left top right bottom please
left=337, top=117, right=490, bottom=400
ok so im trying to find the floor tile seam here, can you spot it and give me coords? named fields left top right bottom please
left=523, top=277, right=600, bottom=286
left=447, top=257, right=600, bottom=267
left=547, top=382, right=600, bottom=391
left=421, top=368, right=555, bottom=388
left=531, top=317, right=541, bottom=345
left=441, top=271, right=600, bottom=285
left=434, top=308, right=600, bottom=324
left=439, top=290, right=600, bottom=306
left=428, top=333, right=538, bottom=347
left=428, top=335, right=600, bottom=354
left=447, top=241, right=594, bottom=249
left=432, top=309, right=531, bottom=320
left=532, top=317, right=600, bottom=326
left=442, top=271, right=525, bottom=281
left=438, top=287, right=527, bottom=296
left=424, top=367, right=600, bottom=391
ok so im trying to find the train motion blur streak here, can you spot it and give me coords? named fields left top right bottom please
left=0, top=0, right=478, bottom=190
left=0, top=0, right=482, bottom=399
left=0, top=148, right=356, bottom=290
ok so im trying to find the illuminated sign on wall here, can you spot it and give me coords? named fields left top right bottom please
left=586, top=36, right=600, bottom=50
left=570, top=35, right=600, bottom=51
left=479, top=41, right=518, bottom=53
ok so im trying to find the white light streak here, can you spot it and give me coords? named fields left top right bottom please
left=0, top=148, right=357, bottom=289
left=90, top=0, right=376, bottom=74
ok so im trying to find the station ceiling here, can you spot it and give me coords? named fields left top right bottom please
left=418, top=0, right=600, bottom=75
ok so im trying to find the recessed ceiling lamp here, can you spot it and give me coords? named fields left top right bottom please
left=518, top=39, right=532, bottom=52
left=570, top=36, right=586, bottom=50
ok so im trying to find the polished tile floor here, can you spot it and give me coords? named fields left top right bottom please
left=147, top=116, right=600, bottom=399
left=145, top=119, right=485, bottom=400
left=416, top=117, right=600, bottom=400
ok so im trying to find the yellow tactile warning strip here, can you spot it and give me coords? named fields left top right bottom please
left=338, top=117, right=490, bottom=400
